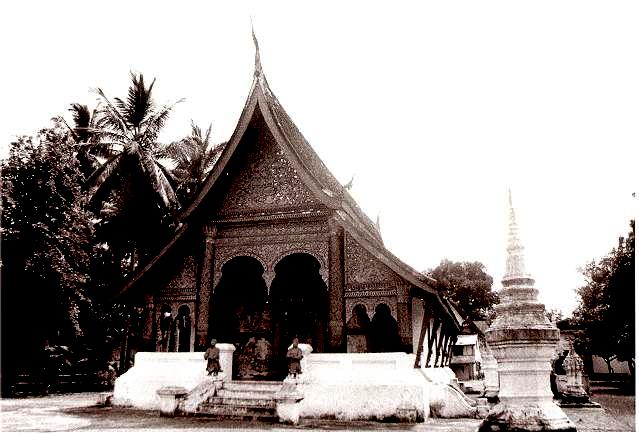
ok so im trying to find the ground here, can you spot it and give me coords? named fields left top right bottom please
left=562, top=386, right=635, bottom=432
left=0, top=387, right=634, bottom=432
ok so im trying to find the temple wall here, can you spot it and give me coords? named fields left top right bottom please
left=147, top=248, right=202, bottom=353
left=343, top=233, right=414, bottom=351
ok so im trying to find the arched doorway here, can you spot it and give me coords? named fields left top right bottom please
left=209, top=256, right=270, bottom=379
left=369, top=303, right=401, bottom=352
left=175, top=305, right=191, bottom=352
left=346, top=304, right=371, bottom=352
left=269, top=253, right=328, bottom=377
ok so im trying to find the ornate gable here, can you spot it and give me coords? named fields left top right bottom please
left=345, top=233, right=400, bottom=285
left=215, top=110, right=320, bottom=216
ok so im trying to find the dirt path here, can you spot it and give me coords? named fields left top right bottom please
left=1, top=389, right=634, bottom=432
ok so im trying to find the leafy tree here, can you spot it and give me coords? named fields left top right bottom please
left=1, top=125, right=94, bottom=394
left=427, top=259, right=498, bottom=320
left=546, top=309, right=564, bottom=324
left=573, top=220, right=635, bottom=376
left=164, top=121, right=225, bottom=202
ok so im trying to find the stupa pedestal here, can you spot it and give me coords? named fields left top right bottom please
left=482, top=349, right=499, bottom=401
left=479, top=192, right=575, bottom=431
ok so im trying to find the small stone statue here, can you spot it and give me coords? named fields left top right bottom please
left=286, top=338, right=303, bottom=378
left=562, top=342, right=588, bottom=401
left=204, top=339, right=222, bottom=376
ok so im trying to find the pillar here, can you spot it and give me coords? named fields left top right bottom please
left=196, top=224, right=216, bottom=350
left=396, top=285, right=412, bottom=352
left=298, top=344, right=313, bottom=379
left=328, top=222, right=345, bottom=351
left=217, top=343, right=236, bottom=382
left=142, top=293, right=155, bottom=351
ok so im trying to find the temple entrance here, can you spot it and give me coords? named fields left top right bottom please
left=269, top=253, right=328, bottom=378
left=209, top=256, right=272, bottom=379
left=209, top=253, right=327, bottom=380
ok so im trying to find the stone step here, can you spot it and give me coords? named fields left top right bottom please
left=223, top=380, right=283, bottom=392
left=221, top=397, right=276, bottom=408
left=206, top=395, right=275, bottom=408
left=196, top=403, right=277, bottom=421
left=219, top=389, right=276, bottom=400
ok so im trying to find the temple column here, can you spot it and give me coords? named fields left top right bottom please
left=328, top=222, right=345, bottom=351
left=196, top=224, right=216, bottom=350
left=396, top=284, right=412, bottom=352
left=142, top=293, right=155, bottom=351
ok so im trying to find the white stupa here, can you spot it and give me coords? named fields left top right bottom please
left=479, top=191, right=575, bottom=431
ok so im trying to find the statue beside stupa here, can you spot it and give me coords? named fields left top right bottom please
left=479, top=191, right=576, bottom=431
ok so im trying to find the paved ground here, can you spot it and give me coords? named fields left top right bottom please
left=0, top=389, right=634, bottom=432
left=563, top=388, right=635, bottom=432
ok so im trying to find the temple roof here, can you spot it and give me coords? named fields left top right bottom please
left=116, top=40, right=456, bottom=323
left=179, top=61, right=383, bottom=244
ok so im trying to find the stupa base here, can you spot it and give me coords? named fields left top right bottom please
left=478, top=402, right=576, bottom=432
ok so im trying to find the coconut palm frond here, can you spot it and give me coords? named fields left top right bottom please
left=156, top=160, right=179, bottom=192
left=202, top=141, right=227, bottom=173
left=53, top=114, right=79, bottom=142
left=156, top=165, right=180, bottom=209
left=123, top=72, right=156, bottom=129
left=69, top=103, right=92, bottom=143
left=148, top=160, right=180, bottom=211
left=135, top=147, right=164, bottom=195
left=83, top=142, right=120, bottom=159
left=141, top=99, right=184, bottom=143
left=202, top=123, right=212, bottom=149
left=156, top=139, right=193, bottom=163
left=84, top=154, right=123, bottom=200
left=95, top=89, right=130, bottom=134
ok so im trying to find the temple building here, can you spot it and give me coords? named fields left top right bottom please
left=117, top=39, right=461, bottom=380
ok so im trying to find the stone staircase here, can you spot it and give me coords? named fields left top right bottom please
left=194, top=380, right=283, bottom=421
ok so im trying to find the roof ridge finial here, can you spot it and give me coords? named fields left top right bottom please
left=251, top=18, right=262, bottom=77
left=508, top=187, right=513, bottom=209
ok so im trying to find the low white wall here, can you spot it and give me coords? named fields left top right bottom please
left=297, top=352, right=431, bottom=421
left=418, top=367, right=477, bottom=418
left=112, top=351, right=473, bottom=421
left=113, top=352, right=208, bottom=409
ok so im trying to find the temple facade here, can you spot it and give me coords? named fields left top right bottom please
left=118, top=47, right=461, bottom=380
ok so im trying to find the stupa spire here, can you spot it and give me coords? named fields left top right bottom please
left=504, top=189, right=529, bottom=280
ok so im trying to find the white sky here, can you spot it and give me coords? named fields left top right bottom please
left=2, top=1, right=637, bottom=315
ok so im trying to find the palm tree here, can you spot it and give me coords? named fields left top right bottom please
left=87, top=72, right=182, bottom=212
left=86, top=72, right=183, bottom=271
left=161, top=121, right=225, bottom=202
left=55, top=104, right=111, bottom=179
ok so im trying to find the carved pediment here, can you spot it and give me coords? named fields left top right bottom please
left=345, top=234, right=400, bottom=285
left=216, top=113, right=320, bottom=216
